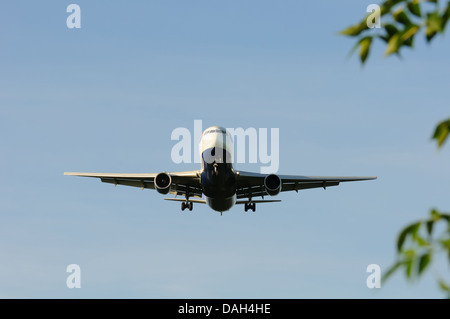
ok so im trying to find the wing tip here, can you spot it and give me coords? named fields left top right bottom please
left=64, top=172, right=85, bottom=176
left=64, top=172, right=82, bottom=176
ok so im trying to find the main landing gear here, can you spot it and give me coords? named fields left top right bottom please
left=181, top=201, right=193, bottom=211
left=244, top=202, right=256, bottom=212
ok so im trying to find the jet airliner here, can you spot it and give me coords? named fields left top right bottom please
left=65, top=126, right=376, bottom=214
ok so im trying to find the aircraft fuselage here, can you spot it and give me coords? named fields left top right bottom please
left=199, top=126, right=236, bottom=212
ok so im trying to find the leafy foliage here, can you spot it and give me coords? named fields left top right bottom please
left=381, top=127, right=450, bottom=297
left=382, top=210, right=450, bottom=297
left=432, top=119, right=450, bottom=148
left=339, top=1, right=450, bottom=297
left=340, top=0, right=450, bottom=64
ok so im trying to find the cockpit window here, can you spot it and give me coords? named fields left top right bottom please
left=203, top=128, right=227, bottom=136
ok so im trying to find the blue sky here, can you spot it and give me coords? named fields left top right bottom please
left=1, top=1, right=449, bottom=298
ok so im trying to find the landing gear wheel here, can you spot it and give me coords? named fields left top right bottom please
left=181, top=201, right=193, bottom=211
left=244, top=202, right=256, bottom=212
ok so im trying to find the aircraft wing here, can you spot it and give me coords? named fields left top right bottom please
left=235, top=170, right=377, bottom=199
left=64, top=171, right=203, bottom=198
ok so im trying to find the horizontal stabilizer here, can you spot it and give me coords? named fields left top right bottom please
left=164, top=198, right=207, bottom=204
left=235, top=200, right=281, bottom=204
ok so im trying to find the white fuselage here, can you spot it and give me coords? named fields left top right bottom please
left=199, top=126, right=237, bottom=212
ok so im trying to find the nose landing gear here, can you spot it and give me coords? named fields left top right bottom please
left=213, top=162, right=218, bottom=176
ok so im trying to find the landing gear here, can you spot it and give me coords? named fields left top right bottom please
left=244, top=202, right=256, bottom=212
left=181, top=201, right=193, bottom=211
left=213, top=162, right=218, bottom=176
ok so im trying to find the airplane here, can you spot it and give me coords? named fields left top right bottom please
left=65, top=126, right=376, bottom=215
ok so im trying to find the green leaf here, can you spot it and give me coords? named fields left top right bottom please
left=385, top=33, right=402, bottom=56
left=401, top=24, right=419, bottom=47
left=405, top=258, right=414, bottom=278
left=380, top=0, right=406, bottom=16
left=393, top=9, right=413, bottom=25
left=438, top=279, right=450, bottom=292
left=385, top=24, right=400, bottom=37
left=397, top=225, right=410, bottom=252
left=412, top=222, right=420, bottom=236
left=440, top=238, right=450, bottom=249
left=411, top=223, right=426, bottom=244
left=414, top=235, right=428, bottom=246
left=402, top=24, right=420, bottom=40
left=418, top=253, right=431, bottom=275
left=407, top=0, right=422, bottom=17
left=430, top=209, right=441, bottom=221
left=380, top=24, right=400, bottom=43
left=340, top=21, right=368, bottom=36
left=402, top=36, right=414, bottom=48
left=426, top=11, right=442, bottom=42
left=359, top=37, right=373, bottom=64
left=404, top=249, right=416, bottom=259
left=431, top=119, right=450, bottom=148
left=442, top=2, right=450, bottom=29
left=397, top=222, right=421, bottom=252
left=426, top=220, right=434, bottom=236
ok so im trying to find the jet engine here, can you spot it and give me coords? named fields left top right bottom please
left=264, top=174, right=282, bottom=196
left=154, top=172, right=172, bottom=195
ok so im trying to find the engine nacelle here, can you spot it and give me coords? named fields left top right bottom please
left=264, top=174, right=281, bottom=196
left=154, top=172, right=172, bottom=195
